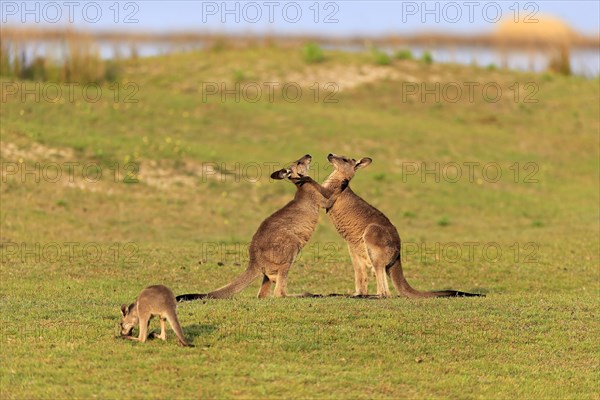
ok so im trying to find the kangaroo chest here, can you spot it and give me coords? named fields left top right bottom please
left=327, top=200, right=364, bottom=244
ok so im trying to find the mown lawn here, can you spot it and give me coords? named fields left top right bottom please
left=1, top=46, right=598, bottom=399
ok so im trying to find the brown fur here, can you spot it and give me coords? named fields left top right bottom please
left=120, top=285, right=191, bottom=346
left=177, top=154, right=346, bottom=301
left=322, top=154, right=483, bottom=298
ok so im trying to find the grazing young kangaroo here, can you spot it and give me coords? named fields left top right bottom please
left=322, top=153, right=482, bottom=298
left=120, top=285, right=191, bottom=346
left=177, top=154, right=346, bottom=301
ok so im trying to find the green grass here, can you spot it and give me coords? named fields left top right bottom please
left=372, top=48, right=392, bottom=65
left=421, top=51, right=434, bottom=65
left=394, top=49, right=413, bottom=60
left=302, top=42, right=326, bottom=64
left=1, top=45, right=599, bottom=399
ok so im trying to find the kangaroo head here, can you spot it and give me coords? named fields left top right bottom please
left=324, top=153, right=372, bottom=187
left=119, top=303, right=138, bottom=336
left=271, top=154, right=312, bottom=181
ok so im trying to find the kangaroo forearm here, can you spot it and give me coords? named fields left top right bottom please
left=317, top=178, right=348, bottom=209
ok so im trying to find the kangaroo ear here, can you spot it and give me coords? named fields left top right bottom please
left=354, top=157, right=372, bottom=170
left=271, top=169, right=290, bottom=180
left=120, top=304, right=128, bottom=317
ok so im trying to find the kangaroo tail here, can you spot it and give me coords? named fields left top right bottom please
left=176, top=293, right=208, bottom=302
left=176, top=267, right=261, bottom=302
left=386, top=255, right=484, bottom=298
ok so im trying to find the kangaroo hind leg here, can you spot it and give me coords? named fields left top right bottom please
left=152, top=317, right=167, bottom=341
left=273, top=267, right=289, bottom=298
left=363, top=225, right=396, bottom=298
left=348, top=243, right=369, bottom=296
left=257, top=274, right=272, bottom=298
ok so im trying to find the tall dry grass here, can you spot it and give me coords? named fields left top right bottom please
left=1, top=29, right=122, bottom=83
left=547, top=44, right=572, bottom=75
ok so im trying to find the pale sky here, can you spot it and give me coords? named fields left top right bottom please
left=2, top=1, right=599, bottom=36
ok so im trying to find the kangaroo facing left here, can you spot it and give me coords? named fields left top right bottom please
left=323, top=154, right=483, bottom=299
left=120, top=285, right=191, bottom=347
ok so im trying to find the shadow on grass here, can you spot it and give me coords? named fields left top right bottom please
left=183, top=323, right=218, bottom=340
left=115, top=324, right=218, bottom=346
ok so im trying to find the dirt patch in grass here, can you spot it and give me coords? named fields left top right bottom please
left=0, top=141, right=231, bottom=191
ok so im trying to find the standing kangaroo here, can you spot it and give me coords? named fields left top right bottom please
left=322, top=153, right=482, bottom=298
left=120, top=285, right=191, bottom=346
left=177, top=154, right=346, bottom=301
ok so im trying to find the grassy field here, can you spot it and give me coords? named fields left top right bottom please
left=1, top=46, right=599, bottom=399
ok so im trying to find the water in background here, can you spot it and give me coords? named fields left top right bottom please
left=9, top=40, right=600, bottom=78
left=329, top=44, right=599, bottom=78
left=102, top=42, right=600, bottom=78
left=407, top=46, right=599, bottom=78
